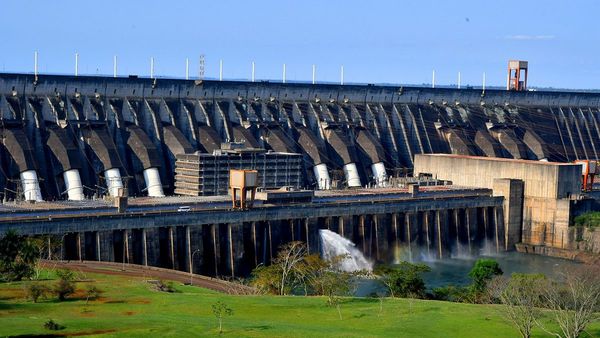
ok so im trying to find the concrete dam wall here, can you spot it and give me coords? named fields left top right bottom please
left=1, top=73, right=600, bottom=200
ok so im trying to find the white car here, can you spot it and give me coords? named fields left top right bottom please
left=177, top=206, right=191, bottom=212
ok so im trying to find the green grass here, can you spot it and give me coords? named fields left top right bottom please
left=1, top=270, right=599, bottom=337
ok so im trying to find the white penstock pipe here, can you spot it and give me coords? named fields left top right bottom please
left=343, top=163, right=361, bottom=188
left=371, top=162, right=387, bottom=187
left=20, top=170, right=43, bottom=201
left=63, top=169, right=84, bottom=200
left=143, top=167, right=164, bottom=197
left=313, top=163, right=331, bottom=190
left=104, top=168, right=124, bottom=197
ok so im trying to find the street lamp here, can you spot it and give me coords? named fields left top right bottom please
left=190, top=249, right=202, bottom=286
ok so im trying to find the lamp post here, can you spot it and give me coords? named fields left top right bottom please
left=190, top=249, right=202, bottom=286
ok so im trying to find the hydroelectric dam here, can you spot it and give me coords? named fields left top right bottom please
left=0, top=72, right=599, bottom=277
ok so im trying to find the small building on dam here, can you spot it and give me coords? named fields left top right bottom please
left=0, top=72, right=599, bottom=277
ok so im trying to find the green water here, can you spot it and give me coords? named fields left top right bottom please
left=355, top=251, right=579, bottom=296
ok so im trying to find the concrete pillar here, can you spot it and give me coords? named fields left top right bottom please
left=434, top=210, right=450, bottom=259
left=405, top=213, right=413, bottom=262
left=422, top=211, right=433, bottom=259
left=76, top=233, right=82, bottom=261
left=493, top=178, right=524, bottom=250
left=185, top=226, right=192, bottom=273
left=494, top=206, right=505, bottom=253
left=228, top=223, right=245, bottom=277
left=95, top=232, right=101, bottom=261
left=358, top=215, right=367, bottom=254
left=305, top=218, right=320, bottom=255
left=168, top=227, right=176, bottom=269
left=142, top=229, right=148, bottom=266
left=124, top=229, right=131, bottom=264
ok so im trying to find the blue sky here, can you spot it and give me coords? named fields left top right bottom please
left=1, top=0, right=598, bottom=89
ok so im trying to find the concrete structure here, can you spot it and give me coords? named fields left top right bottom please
left=414, top=154, right=582, bottom=249
left=1, top=73, right=600, bottom=201
left=0, top=186, right=503, bottom=277
left=174, top=149, right=302, bottom=196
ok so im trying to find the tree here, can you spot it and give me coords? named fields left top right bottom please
left=541, top=266, right=600, bottom=338
left=250, top=241, right=308, bottom=295
left=25, top=283, right=50, bottom=303
left=0, top=230, right=38, bottom=281
left=84, top=284, right=103, bottom=305
left=374, top=262, right=431, bottom=298
left=53, top=269, right=76, bottom=301
left=212, top=300, right=233, bottom=334
left=273, top=241, right=307, bottom=296
left=468, top=259, right=503, bottom=294
left=491, top=274, right=546, bottom=338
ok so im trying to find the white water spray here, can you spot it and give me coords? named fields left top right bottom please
left=319, top=229, right=372, bottom=272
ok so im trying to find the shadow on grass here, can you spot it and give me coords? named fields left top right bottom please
left=244, top=325, right=272, bottom=331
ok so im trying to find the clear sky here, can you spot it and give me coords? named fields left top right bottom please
left=1, top=0, right=598, bottom=89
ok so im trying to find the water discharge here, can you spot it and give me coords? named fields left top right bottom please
left=319, top=229, right=373, bottom=272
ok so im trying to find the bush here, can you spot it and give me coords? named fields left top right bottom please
left=431, top=285, right=472, bottom=303
left=0, top=230, right=38, bottom=282
left=54, top=269, right=76, bottom=301
left=154, top=280, right=177, bottom=293
left=574, top=212, right=600, bottom=228
left=468, top=259, right=503, bottom=294
left=43, top=319, right=65, bottom=331
left=85, top=284, right=103, bottom=304
left=374, top=262, right=431, bottom=298
left=25, top=283, right=50, bottom=303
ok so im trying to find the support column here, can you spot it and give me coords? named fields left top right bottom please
left=76, top=233, right=82, bottom=261
left=124, top=229, right=131, bottom=264
left=168, top=227, right=176, bottom=269
left=228, top=223, right=245, bottom=277
left=96, top=232, right=101, bottom=262
left=142, top=229, right=148, bottom=266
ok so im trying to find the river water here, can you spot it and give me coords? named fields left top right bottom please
left=354, top=252, right=580, bottom=296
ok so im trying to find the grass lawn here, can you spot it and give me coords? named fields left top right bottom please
left=1, top=270, right=599, bottom=337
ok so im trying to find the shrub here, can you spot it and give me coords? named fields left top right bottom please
left=574, top=212, right=600, bottom=228
left=374, top=262, right=431, bottom=299
left=85, top=284, right=103, bottom=304
left=43, top=319, right=65, bottom=331
left=468, top=259, right=503, bottom=294
left=154, top=280, right=177, bottom=293
left=54, top=269, right=76, bottom=301
left=0, top=230, right=38, bottom=282
left=25, top=283, right=50, bottom=303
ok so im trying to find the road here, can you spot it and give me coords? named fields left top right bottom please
left=41, top=260, right=253, bottom=294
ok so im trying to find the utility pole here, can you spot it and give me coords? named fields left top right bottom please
left=312, top=64, right=316, bottom=84
left=219, top=59, right=223, bottom=81
left=458, top=71, right=461, bottom=89
left=34, top=51, right=39, bottom=82
left=113, top=56, right=118, bottom=78
left=282, top=64, right=286, bottom=83
left=186, top=58, right=189, bottom=80
left=199, top=54, right=205, bottom=80
left=75, top=52, right=79, bottom=77
left=251, top=61, right=255, bottom=82
left=432, top=69, right=435, bottom=88
left=340, top=65, right=344, bottom=85
left=150, top=57, right=155, bottom=79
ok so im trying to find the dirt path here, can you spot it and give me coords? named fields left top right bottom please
left=41, top=260, right=252, bottom=294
